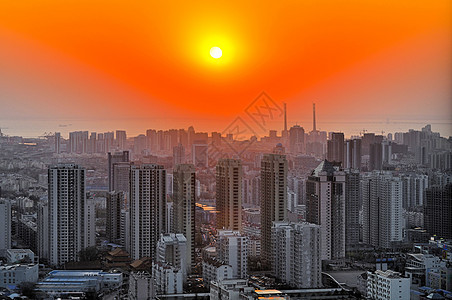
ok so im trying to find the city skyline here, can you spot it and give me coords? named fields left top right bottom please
left=0, top=1, right=451, bottom=298
left=0, top=1, right=451, bottom=139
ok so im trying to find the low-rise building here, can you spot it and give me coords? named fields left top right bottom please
left=5, top=249, right=35, bottom=264
left=0, top=264, right=39, bottom=289
left=210, top=279, right=253, bottom=300
left=152, top=262, right=183, bottom=295
left=366, top=270, right=410, bottom=300
left=36, top=270, right=122, bottom=296
left=405, top=253, right=447, bottom=286
left=129, top=271, right=155, bottom=300
left=202, top=258, right=233, bottom=287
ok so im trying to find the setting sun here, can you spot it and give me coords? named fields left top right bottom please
left=210, top=47, right=222, bottom=59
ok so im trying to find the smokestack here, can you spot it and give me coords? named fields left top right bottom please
left=313, top=103, right=316, bottom=132
left=284, top=103, right=287, bottom=132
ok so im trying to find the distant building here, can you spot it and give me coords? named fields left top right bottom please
left=260, top=154, right=288, bottom=264
left=271, top=222, right=321, bottom=288
left=306, top=160, right=346, bottom=260
left=289, top=125, right=305, bottom=154
left=108, top=151, right=129, bottom=192
left=366, top=270, right=410, bottom=300
left=0, top=199, right=11, bottom=251
left=192, top=143, right=208, bottom=168
left=424, top=184, right=452, bottom=239
left=327, top=133, right=344, bottom=165
left=344, top=139, right=361, bottom=169
left=362, top=172, right=403, bottom=248
left=345, top=169, right=360, bottom=248
left=173, top=143, right=186, bottom=166
left=216, top=159, right=243, bottom=231
left=116, top=130, right=127, bottom=150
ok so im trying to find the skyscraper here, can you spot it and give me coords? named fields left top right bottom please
left=130, top=164, right=167, bottom=260
left=107, top=191, right=125, bottom=245
left=272, top=222, right=321, bottom=288
left=54, top=132, right=61, bottom=154
left=47, top=164, right=93, bottom=266
left=112, top=162, right=131, bottom=194
left=192, top=143, right=208, bottom=168
left=0, top=199, right=11, bottom=251
left=424, top=184, right=452, bottom=239
left=306, top=160, right=346, bottom=260
left=327, top=132, right=344, bottom=165
left=108, top=151, right=129, bottom=192
left=362, top=172, right=403, bottom=248
left=116, top=130, right=127, bottom=150
left=172, top=164, right=196, bottom=273
left=289, top=125, right=305, bottom=154
left=345, top=169, right=360, bottom=248
left=173, top=143, right=186, bottom=167
left=260, top=154, right=288, bottom=264
left=369, top=142, right=383, bottom=171
left=344, top=139, right=362, bottom=170
left=216, top=159, right=242, bottom=231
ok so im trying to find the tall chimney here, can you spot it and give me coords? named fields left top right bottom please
left=284, top=103, right=287, bottom=133
left=313, top=103, right=316, bottom=132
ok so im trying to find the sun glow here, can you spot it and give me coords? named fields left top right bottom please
left=210, top=47, right=222, bottom=58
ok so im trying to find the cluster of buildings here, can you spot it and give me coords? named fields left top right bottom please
left=0, top=116, right=451, bottom=299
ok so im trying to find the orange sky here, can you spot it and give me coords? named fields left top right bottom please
left=0, top=0, right=451, bottom=137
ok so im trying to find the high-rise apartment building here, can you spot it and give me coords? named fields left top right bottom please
left=271, top=222, right=321, bottom=288
left=344, top=139, right=361, bottom=170
left=345, top=169, right=360, bottom=248
left=192, top=143, right=208, bottom=168
left=289, top=125, right=305, bottom=154
left=216, top=159, right=242, bottom=231
left=54, top=132, right=61, bottom=154
left=0, top=199, right=11, bottom=251
left=173, top=143, right=185, bottom=167
left=108, top=151, right=129, bottom=192
left=69, top=131, right=89, bottom=154
left=306, top=160, right=346, bottom=260
left=260, top=154, right=288, bottom=264
left=130, top=164, right=166, bottom=260
left=112, top=162, right=131, bottom=194
left=424, top=184, right=452, bottom=239
left=107, top=191, right=125, bottom=245
left=362, top=172, right=403, bottom=248
left=327, top=132, right=344, bottom=165
left=172, top=164, right=196, bottom=273
left=46, top=164, right=94, bottom=266
left=116, top=130, right=127, bottom=150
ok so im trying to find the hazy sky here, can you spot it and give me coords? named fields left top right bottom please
left=0, top=1, right=451, bottom=137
